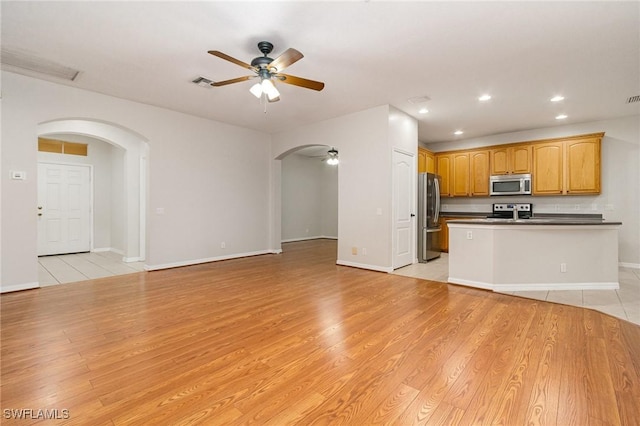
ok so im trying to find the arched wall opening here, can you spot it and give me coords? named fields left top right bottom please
left=273, top=144, right=339, bottom=253
left=37, top=118, right=149, bottom=262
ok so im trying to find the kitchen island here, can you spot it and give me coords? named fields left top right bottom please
left=447, top=218, right=622, bottom=292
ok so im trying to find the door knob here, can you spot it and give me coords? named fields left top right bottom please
left=38, top=213, right=42, bottom=216
left=38, top=206, right=43, bottom=209
left=411, top=213, right=416, bottom=217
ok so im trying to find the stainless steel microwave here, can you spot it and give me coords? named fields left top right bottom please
left=490, top=173, right=532, bottom=196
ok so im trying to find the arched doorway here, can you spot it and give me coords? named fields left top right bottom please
left=37, top=119, right=149, bottom=264
left=275, top=144, right=338, bottom=253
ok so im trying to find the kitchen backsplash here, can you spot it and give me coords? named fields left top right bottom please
left=440, top=196, right=616, bottom=217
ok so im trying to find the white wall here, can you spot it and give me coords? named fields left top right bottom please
left=111, top=148, right=126, bottom=254
left=272, top=105, right=417, bottom=272
left=281, top=153, right=337, bottom=241
left=1, top=71, right=271, bottom=291
left=424, top=115, right=640, bottom=266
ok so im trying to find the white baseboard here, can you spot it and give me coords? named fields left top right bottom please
left=1, top=282, right=39, bottom=293
left=448, top=277, right=620, bottom=291
left=281, top=235, right=338, bottom=243
left=123, top=256, right=144, bottom=263
left=91, top=247, right=111, bottom=253
left=447, top=277, right=494, bottom=290
left=145, top=250, right=273, bottom=271
left=619, top=262, right=640, bottom=269
left=336, top=260, right=393, bottom=273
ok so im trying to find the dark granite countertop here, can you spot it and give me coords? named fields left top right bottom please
left=446, top=218, right=622, bottom=226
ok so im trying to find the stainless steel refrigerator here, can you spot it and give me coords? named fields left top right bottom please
left=418, top=172, right=442, bottom=262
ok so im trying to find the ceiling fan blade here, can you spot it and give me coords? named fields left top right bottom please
left=208, top=50, right=256, bottom=71
left=268, top=48, right=303, bottom=72
left=210, top=76, right=254, bottom=86
left=276, top=74, right=325, bottom=91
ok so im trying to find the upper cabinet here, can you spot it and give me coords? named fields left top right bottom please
left=428, top=132, right=603, bottom=198
left=470, top=150, right=490, bottom=196
left=418, top=148, right=436, bottom=174
left=436, top=154, right=452, bottom=196
left=532, top=133, right=602, bottom=195
left=436, top=150, right=489, bottom=197
left=490, top=144, right=532, bottom=175
left=451, top=152, right=470, bottom=196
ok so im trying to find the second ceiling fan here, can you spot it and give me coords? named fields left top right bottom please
left=208, top=41, right=325, bottom=102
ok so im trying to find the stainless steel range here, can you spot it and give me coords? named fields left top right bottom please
left=487, top=203, right=533, bottom=220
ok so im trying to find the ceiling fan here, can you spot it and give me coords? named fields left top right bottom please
left=208, top=41, right=325, bottom=102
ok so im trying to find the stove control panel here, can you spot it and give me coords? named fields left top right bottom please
left=493, top=203, right=532, bottom=212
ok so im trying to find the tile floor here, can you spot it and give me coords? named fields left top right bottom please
left=38, top=251, right=145, bottom=286
left=394, top=253, right=640, bottom=325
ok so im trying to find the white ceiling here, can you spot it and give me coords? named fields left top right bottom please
left=2, top=1, right=638, bottom=143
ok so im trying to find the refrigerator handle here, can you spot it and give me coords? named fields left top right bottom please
left=434, top=177, right=440, bottom=223
left=421, top=174, right=427, bottom=227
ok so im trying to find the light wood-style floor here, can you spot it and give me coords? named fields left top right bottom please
left=2, top=239, right=639, bottom=425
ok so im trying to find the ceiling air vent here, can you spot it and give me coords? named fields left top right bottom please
left=626, top=95, right=640, bottom=104
left=408, top=96, right=431, bottom=104
left=192, top=76, right=213, bottom=88
left=1, top=48, right=80, bottom=81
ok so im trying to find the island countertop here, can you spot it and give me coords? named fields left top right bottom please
left=447, top=218, right=622, bottom=226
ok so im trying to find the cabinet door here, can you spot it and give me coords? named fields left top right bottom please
left=440, top=218, right=449, bottom=252
left=452, top=153, right=470, bottom=196
left=566, top=138, right=600, bottom=194
left=418, top=148, right=427, bottom=173
left=470, top=150, right=490, bottom=196
left=426, top=151, right=436, bottom=174
left=511, top=144, right=532, bottom=174
left=533, top=142, right=564, bottom=194
left=436, top=154, right=451, bottom=196
left=490, top=148, right=510, bottom=175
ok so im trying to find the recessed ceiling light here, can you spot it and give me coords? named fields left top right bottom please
left=418, top=108, right=429, bottom=114
left=454, top=130, right=464, bottom=135
left=550, top=95, right=565, bottom=102
left=478, top=94, right=492, bottom=101
left=555, top=114, right=568, bottom=120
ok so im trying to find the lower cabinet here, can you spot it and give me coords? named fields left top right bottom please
left=440, top=217, right=477, bottom=252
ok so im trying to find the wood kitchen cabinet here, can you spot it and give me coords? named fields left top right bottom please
left=418, top=148, right=436, bottom=174
left=451, top=152, right=470, bottom=196
left=490, top=144, right=532, bottom=175
left=436, top=150, right=488, bottom=197
left=435, top=154, right=451, bottom=196
left=532, top=133, right=602, bottom=195
left=566, top=137, right=601, bottom=193
left=532, top=141, right=564, bottom=194
left=470, top=150, right=490, bottom=196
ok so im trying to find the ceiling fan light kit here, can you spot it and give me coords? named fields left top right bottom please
left=208, top=41, right=324, bottom=105
left=327, top=148, right=339, bottom=165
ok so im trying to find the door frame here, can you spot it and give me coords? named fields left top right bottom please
left=37, top=161, right=94, bottom=255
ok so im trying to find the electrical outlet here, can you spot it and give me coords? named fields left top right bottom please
left=352, top=247, right=358, bottom=255
left=466, top=231, right=473, bottom=240
left=221, top=242, right=226, bottom=249
left=591, top=203, right=598, bottom=211
left=605, top=204, right=614, bottom=211
left=362, top=248, right=367, bottom=255
left=560, top=263, right=567, bottom=273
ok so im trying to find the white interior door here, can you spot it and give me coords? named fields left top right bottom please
left=38, top=163, right=91, bottom=256
left=393, top=150, right=414, bottom=269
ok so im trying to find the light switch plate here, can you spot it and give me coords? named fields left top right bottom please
left=11, top=171, right=26, bottom=180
